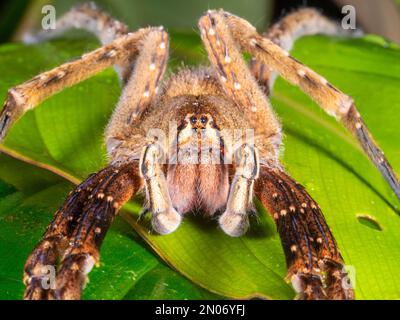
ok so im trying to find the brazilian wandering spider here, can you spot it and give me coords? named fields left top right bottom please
left=0, top=3, right=399, bottom=300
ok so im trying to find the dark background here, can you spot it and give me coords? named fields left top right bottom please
left=0, top=0, right=399, bottom=44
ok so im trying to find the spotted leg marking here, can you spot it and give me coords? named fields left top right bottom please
left=254, top=166, right=354, bottom=300
left=0, top=27, right=168, bottom=143
left=24, top=162, right=142, bottom=300
left=250, top=8, right=351, bottom=95
left=198, top=11, right=282, bottom=167
left=105, top=28, right=169, bottom=160
left=24, top=167, right=109, bottom=299
left=205, top=9, right=399, bottom=200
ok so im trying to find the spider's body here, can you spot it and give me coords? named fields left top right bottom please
left=156, top=92, right=232, bottom=217
left=115, top=67, right=277, bottom=225
left=1, top=3, right=399, bottom=300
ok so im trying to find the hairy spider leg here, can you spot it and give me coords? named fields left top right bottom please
left=24, top=163, right=142, bottom=299
left=255, top=166, right=354, bottom=299
left=199, top=10, right=356, bottom=300
left=218, top=9, right=400, bottom=200
left=0, top=27, right=168, bottom=143
left=250, top=8, right=355, bottom=95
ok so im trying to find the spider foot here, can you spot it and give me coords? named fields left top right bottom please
left=290, top=258, right=354, bottom=300
left=151, top=207, right=182, bottom=235
left=0, top=91, right=23, bottom=142
left=24, top=277, right=53, bottom=300
left=54, top=253, right=96, bottom=300
left=0, top=108, right=11, bottom=141
left=322, top=259, right=355, bottom=300
left=291, top=272, right=328, bottom=300
left=218, top=210, right=250, bottom=237
left=23, top=235, right=63, bottom=300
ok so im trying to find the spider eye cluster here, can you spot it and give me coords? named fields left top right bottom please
left=188, top=114, right=209, bottom=127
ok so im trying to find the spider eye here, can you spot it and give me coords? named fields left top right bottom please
left=190, top=116, right=197, bottom=124
left=200, top=116, right=208, bottom=125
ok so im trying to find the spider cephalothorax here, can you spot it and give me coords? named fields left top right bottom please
left=0, top=3, right=399, bottom=300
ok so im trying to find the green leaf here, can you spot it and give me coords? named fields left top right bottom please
left=0, top=37, right=293, bottom=300
left=0, top=32, right=399, bottom=300
left=271, top=35, right=400, bottom=299
left=123, top=263, right=220, bottom=300
left=45, top=0, right=270, bottom=30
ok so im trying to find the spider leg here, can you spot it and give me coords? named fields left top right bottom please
left=254, top=166, right=354, bottom=300
left=140, top=143, right=181, bottom=235
left=204, top=10, right=400, bottom=200
left=105, top=28, right=169, bottom=161
left=198, top=12, right=282, bottom=167
left=24, top=162, right=142, bottom=300
left=23, top=2, right=136, bottom=83
left=0, top=27, right=168, bottom=143
left=23, top=168, right=112, bottom=299
left=24, top=2, right=128, bottom=45
left=250, top=8, right=354, bottom=95
left=219, top=144, right=259, bottom=236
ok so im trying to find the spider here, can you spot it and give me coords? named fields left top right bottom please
left=0, top=3, right=399, bottom=300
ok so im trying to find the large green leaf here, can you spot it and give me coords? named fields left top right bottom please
left=0, top=32, right=399, bottom=299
